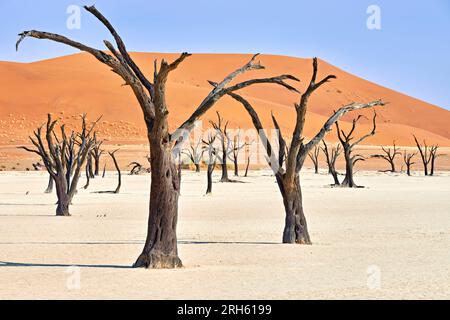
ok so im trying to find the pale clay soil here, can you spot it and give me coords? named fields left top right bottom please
left=0, top=169, right=449, bottom=299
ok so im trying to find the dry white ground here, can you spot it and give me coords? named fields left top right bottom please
left=0, top=169, right=449, bottom=299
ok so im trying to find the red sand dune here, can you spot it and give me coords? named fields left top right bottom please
left=0, top=52, right=449, bottom=148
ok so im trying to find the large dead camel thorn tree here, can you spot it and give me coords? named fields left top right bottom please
left=335, top=111, right=378, bottom=188
left=413, top=135, right=440, bottom=176
left=16, top=5, right=302, bottom=268
left=19, top=114, right=97, bottom=216
left=227, top=58, right=385, bottom=244
left=372, top=140, right=401, bottom=172
left=321, top=140, right=342, bottom=185
left=403, top=150, right=417, bottom=176
left=308, top=145, right=320, bottom=174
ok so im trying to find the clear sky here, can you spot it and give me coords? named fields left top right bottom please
left=0, top=0, right=449, bottom=109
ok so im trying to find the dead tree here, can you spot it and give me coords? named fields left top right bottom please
left=227, top=57, right=384, bottom=244
left=83, top=157, right=91, bottom=189
left=44, top=174, right=54, bottom=193
left=210, top=111, right=232, bottom=182
left=129, top=161, right=150, bottom=175
left=182, top=137, right=204, bottom=172
left=413, top=135, right=440, bottom=176
left=403, top=151, right=417, bottom=176
left=308, top=145, right=320, bottom=174
left=19, top=114, right=97, bottom=215
left=335, top=112, right=378, bottom=188
left=228, top=129, right=247, bottom=176
left=244, top=142, right=253, bottom=177
left=102, top=163, right=106, bottom=178
left=109, top=149, right=121, bottom=194
left=16, top=6, right=300, bottom=267
left=92, top=132, right=104, bottom=176
left=203, top=133, right=218, bottom=194
left=429, top=145, right=440, bottom=176
left=372, top=140, right=401, bottom=172
left=321, top=140, right=342, bottom=185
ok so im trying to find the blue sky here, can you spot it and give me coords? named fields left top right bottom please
left=0, top=0, right=449, bottom=109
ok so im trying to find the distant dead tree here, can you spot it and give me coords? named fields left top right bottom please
left=85, top=152, right=95, bottom=179
left=109, top=149, right=121, bottom=193
left=372, top=140, right=401, bottom=172
left=128, top=161, right=150, bottom=175
left=44, top=175, right=54, bottom=193
left=321, top=140, right=342, bottom=185
left=19, top=114, right=97, bottom=215
left=228, top=129, right=247, bottom=176
left=182, top=137, right=204, bottom=172
left=203, top=133, right=218, bottom=194
left=335, top=112, right=378, bottom=188
left=17, top=6, right=302, bottom=268
left=308, top=145, right=320, bottom=174
left=244, top=141, right=253, bottom=177
left=102, top=163, right=106, bottom=178
left=413, top=135, right=440, bottom=176
left=210, top=111, right=232, bottom=182
left=403, top=150, right=417, bottom=176
left=227, top=57, right=384, bottom=244
left=92, top=132, right=104, bottom=176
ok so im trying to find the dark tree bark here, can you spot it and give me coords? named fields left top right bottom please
left=413, top=135, right=440, bottom=176
left=203, top=133, right=218, bottom=194
left=19, top=114, right=97, bottom=216
left=372, top=140, right=400, bottom=172
left=227, top=58, right=385, bottom=244
left=244, top=156, right=250, bottom=177
left=403, top=150, right=417, bottom=176
left=109, top=149, right=121, bottom=193
left=210, top=112, right=232, bottom=182
left=44, top=174, right=54, bottom=193
left=336, top=112, right=378, bottom=188
left=429, top=145, right=440, bottom=176
left=17, top=7, right=309, bottom=267
left=102, top=163, right=106, bottom=178
left=321, top=140, right=342, bottom=185
left=308, top=146, right=320, bottom=174
left=92, top=132, right=104, bottom=176
left=413, top=135, right=431, bottom=176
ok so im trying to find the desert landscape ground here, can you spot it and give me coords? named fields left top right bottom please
left=0, top=169, right=449, bottom=299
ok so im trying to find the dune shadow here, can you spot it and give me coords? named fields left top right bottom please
left=0, top=260, right=132, bottom=269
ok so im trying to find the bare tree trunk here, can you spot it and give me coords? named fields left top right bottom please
left=195, top=163, right=200, bottom=172
left=278, top=175, right=311, bottom=244
left=244, top=156, right=250, bottom=177
left=206, top=164, right=214, bottom=194
left=102, top=163, right=106, bottom=178
left=220, top=160, right=230, bottom=182
left=94, top=155, right=100, bottom=176
left=109, top=150, right=121, bottom=194
left=55, top=176, right=70, bottom=216
left=233, top=158, right=239, bottom=176
left=341, top=150, right=357, bottom=187
left=133, top=132, right=182, bottom=269
left=331, top=169, right=340, bottom=185
left=44, top=174, right=54, bottom=193
left=83, top=163, right=90, bottom=189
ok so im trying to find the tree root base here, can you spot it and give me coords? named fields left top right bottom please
left=133, top=251, right=183, bottom=269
